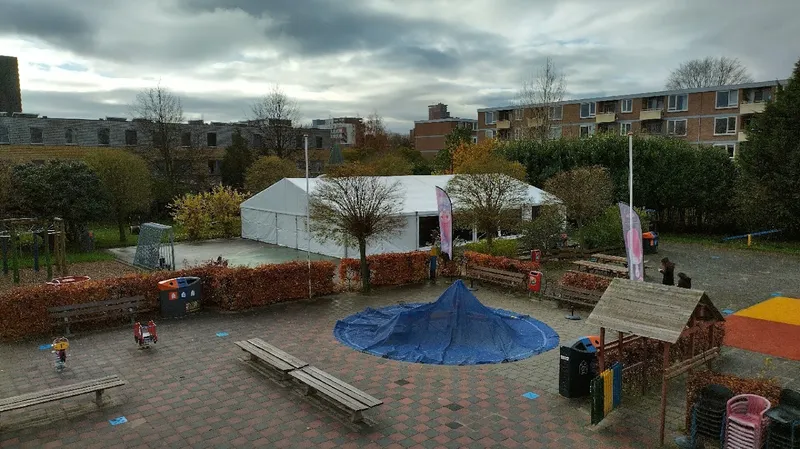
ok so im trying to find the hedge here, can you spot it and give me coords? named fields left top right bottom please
left=684, top=371, right=782, bottom=431
left=462, top=251, right=541, bottom=274
left=0, top=261, right=337, bottom=341
left=339, top=251, right=429, bottom=289
left=560, top=271, right=611, bottom=291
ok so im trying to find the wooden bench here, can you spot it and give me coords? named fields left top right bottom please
left=0, top=375, right=126, bottom=419
left=48, top=296, right=148, bottom=335
left=465, top=266, right=527, bottom=289
left=542, top=283, right=604, bottom=310
left=234, top=338, right=308, bottom=380
left=572, top=260, right=629, bottom=278
left=590, top=253, right=628, bottom=265
left=289, top=366, right=383, bottom=423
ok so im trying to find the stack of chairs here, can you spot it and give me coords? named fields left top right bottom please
left=724, top=394, right=771, bottom=449
left=766, top=388, right=800, bottom=449
left=689, top=384, right=734, bottom=447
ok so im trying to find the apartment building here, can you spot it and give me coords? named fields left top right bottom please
left=311, top=117, right=364, bottom=148
left=411, top=104, right=478, bottom=158
left=477, top=79, right=786, bottom=158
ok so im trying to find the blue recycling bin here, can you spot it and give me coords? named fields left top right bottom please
left=157, top=276, right=202, bottom=318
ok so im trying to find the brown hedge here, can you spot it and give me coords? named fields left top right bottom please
left=339, top=251, right=429, bottom=289
left=684, top=371, right=782, bottom=431
left=0, top=261, right=337, bottom=341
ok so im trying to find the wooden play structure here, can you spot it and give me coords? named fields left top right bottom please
left=0, top=217, right=68, bottom=284
left=585, top=278, right=725, bottom=446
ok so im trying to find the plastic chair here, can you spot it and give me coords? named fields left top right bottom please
left=724, top=394, right=771, bottom=449
left=766, top=388, right=800, bottom=449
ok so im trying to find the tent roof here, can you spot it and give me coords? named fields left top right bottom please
left=261, top=175, right=559, bottom=215
left=585, top=278, right=724, bottom=344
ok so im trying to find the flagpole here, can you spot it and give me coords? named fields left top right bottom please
left=304, top=134, right=311, bottom=299
left=628, top=132, right=633, bottom=236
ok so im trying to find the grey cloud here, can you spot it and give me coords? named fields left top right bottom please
left=0, top=0, right=95, bottom=50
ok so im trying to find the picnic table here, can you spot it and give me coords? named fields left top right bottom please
left=572, top=260, right=629, bottom=278
left=591, top=254, right=628, bottom=265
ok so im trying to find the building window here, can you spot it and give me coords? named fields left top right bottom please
left=207, top=132, right=217, bottom=147
left=643, top=121, right=663, bottom=135
left=125, top=129, right=137, bottom=145
left=714, top=143, right=736, bottom=159
left=485, top=111, right=495, bottom=124
left=471, top=122, right=477, bottom=131
left=714, top=117, right=737, bottom=135
left=716, top=89, right=739, bottom=108
left=549, top=126, right=562, bottom=140
left=0, top=125, right=8, bottom=144
left=644, top=96, right=664, bottom=110
left=252, top=133, right=263, bottom=148
left=315, top=136, right=323, bottom=149
left=620, top=122, right=632, bottom=135
left=580, top=102, right=596, bottom=119
left=621, top=99, right=633, bottom=113
left=745, top=88, right=771, bottom=103
left=666, top=119, right=687, bottom=136
left=98, top=128, right=110, bottom=145
left=514, top=109, right=523, bottom=121
left=667, top=94, right=688, bottom=112
left=485, top=129, right=494, bottom=139
left=208, top=160, right=222, bottom=175
left=513, top=127, right=522, bottom=140
left=30, top=127, right=43, bottom=144
left=64, top=128, right=75, bottom=144
left=181, top=132, right=192, bottom=147
left=580, top=124, right=595, bottom=138
left=550, top=105, right=563, bottom=120
left=471, top=136, right=478, bottom=144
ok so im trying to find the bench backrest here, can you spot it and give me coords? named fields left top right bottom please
left=48, top=296, right=147, bottom=317
left=467, top=265, right=527, bottom=280
left=559, top=284, right=604, bottom=301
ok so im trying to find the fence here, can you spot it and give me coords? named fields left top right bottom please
left=590, top=362, right=623, bottom=425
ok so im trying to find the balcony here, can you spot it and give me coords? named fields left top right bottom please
left=595, top=112, right=617, bottom=124
left=495, top=120, right=511, bottom=129
left=640, top=109, right=663, bottom=121
left=526, top=117, right=545, bottom=127
left=740, top=102, right=766, bottom=115
left=738, top=131, right=748, bottom=142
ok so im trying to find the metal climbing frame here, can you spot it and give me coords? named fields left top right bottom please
left=132, top=223, right=175, bottom=270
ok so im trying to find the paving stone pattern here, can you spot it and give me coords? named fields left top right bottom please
left=1, top=281, right=797, bottom=448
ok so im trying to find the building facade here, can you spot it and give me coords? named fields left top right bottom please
left=311, top=117, right=364, bottom=148
left=411, top=104, right=477, bottom=158
left=0, top=56, right=22, bottom=114
left=477, top=79, right=786, bottom=158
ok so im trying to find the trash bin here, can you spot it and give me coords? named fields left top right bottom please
left=642, top=231, right=659, bottom=254
left=558, top=336, right=600, bottom=398
left=157, top=276, right=202, bottom=318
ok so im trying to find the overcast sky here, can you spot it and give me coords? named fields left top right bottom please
left=1, top=0, right=798, bottom=132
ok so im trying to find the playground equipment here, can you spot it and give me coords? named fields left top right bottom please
left=52, top=336, right=69, bottom=373
left=133, top=321, right=158, bottom=349
left=0, top=218, right=68, bottom=284
left=722, top=229, right=782, bottom=246
left=132, top=223, right=175, bottom=271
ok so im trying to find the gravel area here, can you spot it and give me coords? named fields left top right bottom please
left=0, top=260, right=140, bottom=292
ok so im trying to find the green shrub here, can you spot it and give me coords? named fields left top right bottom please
left=519, top=205, right=565, bottom=251
left=579, top=205, right=651, bottom=250
left=462, top=238, right=519, bottom=258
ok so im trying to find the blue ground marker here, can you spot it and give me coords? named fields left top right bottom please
left=770, top=292, right=782, bottom=297
left=109, top=416, right=127, bottom=426
left=522, top=392, right=539, bottom=400
left=711, top=256, right=721, bottom=260
left=38, top=344, right=52, bottom=350
left=216, top=332, right=229, bottom=337
left=722, top=309, right=735, bottom=316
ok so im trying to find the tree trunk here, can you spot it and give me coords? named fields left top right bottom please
left=117, top=217, right=127, bottom=243
left=358, top=237, right=370, bottom=293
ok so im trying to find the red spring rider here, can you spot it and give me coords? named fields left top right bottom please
left=134, top=320, right=158, bottom=348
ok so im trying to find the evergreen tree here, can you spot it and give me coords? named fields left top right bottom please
left=737, top=58, right=800, bottom=235
left=221, top=129, right=253, bottom=189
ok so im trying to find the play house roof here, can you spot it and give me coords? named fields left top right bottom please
left=585, top=278, right=725, bottom=344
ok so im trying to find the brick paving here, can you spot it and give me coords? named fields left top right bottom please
left=1, top=281, right=798, bottom=448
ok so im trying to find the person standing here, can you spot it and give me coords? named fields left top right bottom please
left=659, top=257, right=675, bottom=286
left=429, top=244, right=440, bottom=280
left=677, top=272, right=692, bottom=289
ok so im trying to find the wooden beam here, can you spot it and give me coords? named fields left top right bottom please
left=618, top=331, right=624, bottom=366
left=599, top=327, right=606, bottom=372
left=659, top=342, right=671, bottom=446
left=663, top=347, right=720, bottom=380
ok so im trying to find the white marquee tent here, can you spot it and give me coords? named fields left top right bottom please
left=240, top=175, right=560, bottom=259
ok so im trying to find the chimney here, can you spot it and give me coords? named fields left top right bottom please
left=427, top=103, right=449, bottom=120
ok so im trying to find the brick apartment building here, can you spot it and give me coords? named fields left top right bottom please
left=311, top=116, right=364, bottom=148
left=0, top=114, right=332, bottom=178
left=477, top=79, right=786, bottom=158
left=411, top=104, right=477, bottom=158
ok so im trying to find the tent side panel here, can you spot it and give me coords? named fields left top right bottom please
left=241, top=208, right=277, bottom=244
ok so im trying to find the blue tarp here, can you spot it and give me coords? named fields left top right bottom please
left=333, top=280, right=559, bottom=365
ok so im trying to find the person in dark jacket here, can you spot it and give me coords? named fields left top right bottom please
left=677, top=272, right=692, bottom=289
left=659, top=257, right=675, bottom=286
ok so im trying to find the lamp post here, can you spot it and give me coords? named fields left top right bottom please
left=628, top=131, right=634, bottom=238
left=304, top=134, right=311, bottom=299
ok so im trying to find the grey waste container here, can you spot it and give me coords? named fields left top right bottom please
left=157, top=276, right=202, bottom=318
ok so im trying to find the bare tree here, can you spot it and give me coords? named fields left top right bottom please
left=446, top=173, right=528, bottom=247
left=309, top=176, right=405, bottom=292
left=666, top=57, right=754, bottom=90
left=362, top=111, right=390, bottom=153
left=130, top=83, right=184, bottom=196
left=543, top=166, right=614, bottom=248
left=516, top=57, right=566, bottom=141
left=250, top=85, right=301, bottom=158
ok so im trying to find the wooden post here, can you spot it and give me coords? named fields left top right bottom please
left=11, top=230, right=19, bottom=284
left=599, top=327, right=606, bottom=372
left=618, top=331, right=624, bottom=365
left=44, top=231, right=52, bottom=280
left=659, top=342, right=671, bottom=446
left=687, top=331, right=695, bottom=376
left=707, top=324, right=715, bottom=369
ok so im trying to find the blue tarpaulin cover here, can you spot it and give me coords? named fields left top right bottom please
left=334, top=280, right=559, bottom=365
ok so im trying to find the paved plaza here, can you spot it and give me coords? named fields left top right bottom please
left=2, top=278, right=798, bottom=449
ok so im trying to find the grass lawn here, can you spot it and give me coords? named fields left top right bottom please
left=88, top=221, right=186, bottom=249
left=11, top=250, right=116, bottom=270
left=659, top=233, right=800, bottom=256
